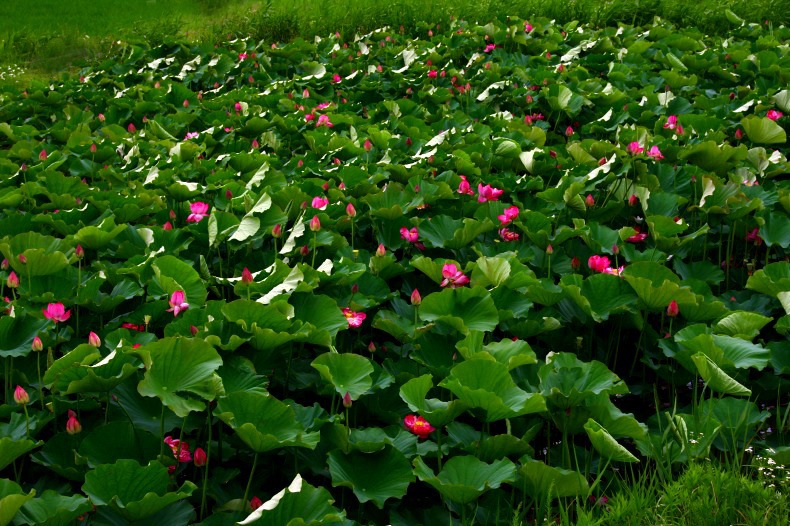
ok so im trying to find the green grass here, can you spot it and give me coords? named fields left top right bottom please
left=1, top=0, right=788, bottom=82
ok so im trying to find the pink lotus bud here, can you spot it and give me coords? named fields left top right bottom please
left=183, top=99, right=190, bottom=108
left=190, top=325, right=198, bottom=336
left=571, top=256, right=580, bottom=271
left=39, top=149, right=48, bottom=160
left=300, top=245, right=310, bottom=257
left=127, top=123, right=136, bottom=133
left=546, top=245, right=553, bottom=255
left=735, top=129, right=743, bottom=140
left=17, top=254, right=26, bottom=264
left=234, top=102, right=242, bottom=112
left=0, top=259, right=7, bottom=270
left=241, top=267, right=253, bottom=285
left=612, top=244, right=620, bottom=255
left=98, top=113, right=105, bottom=122
left=565, top=126, right=574, bottom=136
left=368, top=341, right=376, bottom=352
left=163, top=221, right=173, bottom=231
left=66, top=410, right=82, bottom=435
left=364, top=138, right=373, bottom=151
left=667, top=300, right=679, bottom=318
left=272, top=224, right=282, bottom=238
left=14, top=385, right=29, bottom=405
left=90, top=143, right=97, bottom=153
left=342, top=392, right=353, bottom=408
left=410, top=289, right=422, bottom=305
left=585, top=194, right=595, bottom=207
left=250, top=497, right=262, bottom=511
left=309, top=215, right=321, bottom=232
left=6, top=271, right=19, bottom=289
left=88, top=331, right=101, bottom=347
left=376, top=244, right=386, bottom=257
left=193, top=447, right=207, bottom=467
left=225, top=189, right=233, bottom=200
left=32, top=336, right=43, bottom=352
left=346, top=203, right=356, bottom=217
left=75, top=245, right=84, bottom=259
left=628, top=194, right=638, bottom=206
left=251, top=139, right=259, bottom=149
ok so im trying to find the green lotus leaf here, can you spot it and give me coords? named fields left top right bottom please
left=132, top=337, right=224, bottom=417
left=328, top=446, right=414, bottom=508
left=77, top=278, right=145, bottom=313
left=741, top=115, right=786, bottom=144
left=0, top=479, right=35, bottom=526
left=237, top=475, right=346, bottom=525
left=713, top=311, right=772, bottom=340
left=677, top=140, right=744, bottom=171
left=208, top=209, right=241, bottom=247
left=348, top=428, right=390, bottom=453
left=418, top=215, right=492, bottom=249
left=74, top=217, right=128, bottom=249
left=481, top=338, right=538, bottom=370
left=0, top=315, right=50, bottom=358
left=399, top=374, right=468, bottom=428
left=14, top=490, right=92, bottom=526
left=419, top=286, right=499, bottom=334
left=525, top=279, right=566, bottom=306
left=78, top=421, right=159, bottom=468
left=584, top=419, right=639, bottom=462
left=471, top=256, right=512, bottom=288
left=0, top=437, right=42, bottom=472
left=746, top=262, right=790, bottom=298
left=47, top=345, right=138, bottom=394
left=697, top=397, right=770, bottom=451
left=539, top=353, right=628, bottom=407
left=290, top=293, right=349, bottom=347
left=759, top=210, right=790, bottom=248
left=581, top=273, right=637, bottom=321
left=214, top=391, right=320, bottom=453
left=413, top=455, right=516, bottom=504
left=5, top=248, right=68, bottom=277
left=440, top=356, right=546, bottom=422
left=311, top=352, right=374, bottom=400
left=222, top=299, right=293, bottom=333
left=473, top=434, right=534, bottom=463
left=622, top=274, right=697, bottom=311
left=43, top=344, right=101, bottom=391
left=691, top=353, right=751, bottom=396
left=82, top=460, right=196, bottom=522
left=516, top=460, right=589, bottom=499
left=151, top=255, right=208, bottom=308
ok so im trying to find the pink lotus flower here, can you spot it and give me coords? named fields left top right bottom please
left=43, top=303, right=71, bottom=323
left=164, top=436, right=191, bottom=462
left=498, top=227, right=520, bottom=242
left=311, top=196, right=329, bottom=210
left=663, top=115, right=679, bottom=130
left=647, top=145, right=664, bottom=160
left=524, top=22, right=534, bottom=32
left=187, top=202, right=210, bottom=223
left=163, top=221, right=173, bottom=231
left=88, top=331, right=101, bottom=347
left=6, top=271, right=18, bottom=289
left=346, top=203, right=356, bottom=217
left=441, top=263, right=469, bottom=288
left=766, top=109, right=783, bottom=120
left=627, top=142, right=644, bottom=155
left=342, top=307, right=366, bottom=328
left=404, top=414, right=435, bottom=439
left=316, top=114, right=333, bottom=127
left=484, top=43, right=496, bottom=53
left=410, top=289, right=422, bottom=305
left=184, top=131, right=199, bottom=140
left=427, top=70, right=438, bottom=79
left=32, top=336, right=43, bottom=352
left=457, top=175, right=475, bottom=196
left=315, top=102, right=331, bottom=110
left=250, top=497, right=262, bottom=511
left=477, top=184, right=503, bottom=202
left=497, top=205, right=520, bottom=225
left=588, top=255, right=611, bottom=273
left=332, top=74, right=342, bottom=83
left=14, top=385, right=29, bottom=405
left=305, top=113, right=315, bottom=122
left=66, top=410, right=82, bottom=435
left=241, top=267, right=254, bottom=285
left=746, top=228, right=763, bottom=246
left=626, top=226, right=648, bottom=243
left=272, top=224, right=282, bottom=238
left=342, top=391, right=353, bottom=408
left=565, top=126, right=574, bottom=136
left=603, top=266, right=625, bottom=276
left=400, top=226, right=419, bottom=243
left=166, top=290, right=189, bottom=317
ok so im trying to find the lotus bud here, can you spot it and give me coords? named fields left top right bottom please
left=226, top=189, right=233, bottom=200
left=342, top=392, right=353, bottom=408
left=32, top=336, right=43, bottom=352
left=612, top=244, right=619, bottom=255
left=127, top=123, right=136, bottom=133
left=98, top=113, right=105, bottom=122
left=241, top=267, right=253, bottom=285
left=17, top=254, right=26, bottom=264
left=368, top=341, right=376, bottom=352
left=6, top=271, right=19, bottom=289
left=193, top=447, right=207, bottom=467
left=628, top=194, right=638, bottom=206
left=410, top=289, right=422, bottom=305
left=375, top=244, right=386, bottom=257
left=545, top=245, right=553, bottom=255
left=39, top=149, right=48, bottom=160
left=183, top=99, right=190, bottom=108
left=363, top=138, right=373, bottom=151
left=66, top=410, right=82, bottom=435
left=346, top=203, right=356, bottom=218
left=565, top=126, right=574, bottom=136
left=300, top=245, right=310, bottom=257
left=667, top=300, right=679, bottom=318
left=351, top=284, right=359, bottom=294
left=585, top=194, right=595, bottom=207
left=571, top=256, right=580, bottom=271
left=88, top=331, right=101, bottom=347
left=1, top=259, right=7, bottom=270
left=250, top=497, right=263, bottom=511
left=272, top=224, right=282, bottom=238
left=90, top=143, right=97, bottom=153
left=309, top=215, right=321, bottom=232
left=75, top=244, right=84, bottom=259
left=163, top=221, right=173, bottom=231
left=14, top=385, right=29, bottom=405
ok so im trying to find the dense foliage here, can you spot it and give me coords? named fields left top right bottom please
left=0, top=13, right=788, bottom=525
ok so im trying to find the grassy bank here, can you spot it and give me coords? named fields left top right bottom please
left=0, top=0, right=787, bottom=81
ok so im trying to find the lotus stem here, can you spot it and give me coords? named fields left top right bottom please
left=159, top=404, right=166, bottom=461
left=240, top=452, right=259, bottom=519
left=200, top=403, right=213, bottom=521
left=436, top=426, right=443, bottom=472
left=311, top=231, right=317, bottom=268
left=37, top=353, right=44, bottom=412
left=23, top=403, right=30, bottom=438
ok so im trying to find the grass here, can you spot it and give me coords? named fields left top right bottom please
left=0, top=0, right=788, bottom=83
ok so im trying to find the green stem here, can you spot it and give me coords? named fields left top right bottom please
left=311, top=231, right=317, bottom=268
left=23, top=404, right=30, bottom=438
left=37, top=352, right=44, bottom=412
left=240, top=452, right=259, bottom=519
left=200, top=403, right=213, bottom=521
left=159, top=404, right=166, bottom=461
left=436, top=426, right=443, bottom=472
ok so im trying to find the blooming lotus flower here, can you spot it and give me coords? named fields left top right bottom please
left=316, top=114, right=333, bottom=127
left=14, top=385, right=29, bottom=405
left=604, top=266, right=625, bottom=276
left=667, top=300, right=679, bottom=317
left=167, top=290, right=189, bottom=317
left=193, top=447, right=207, bottom=467
left=626, top=226, right=648, bottom=243
left=525, top=22, right=534, bottom=32
left=164, top=436, right=191, bottom=462
left=66, top=410, right=82, bottom=435
left=647, top=145, right=664, bottom=160
left=187, top=202, right=210, bottom=223
left=766, top=109, right=783, bottom=121
left=627, top=142, right=644, bottom=155
left=484, top=43, right=496, bottom=53
left=498, top=227, right=520, bottom=242
left=588, top=255, right=611, bottom=273
left=663, top=115, right=679, bottom=130
left=400, top=226, right=419, bottom=243
left=304, top=113, right=315, bottom=122
left=497, top=205, right=520, bottom=225
left=43, top=302, right=71, bottom=323
left=404, top=414, right=435, bottom=439
left=457, top=175, right=475, bottom=196
left=477, top=183, right=504, bottom=203
left=311, top=196, right=329, bottom=210
left=441, top=263, right=470, bottom=288
left=342, top=307, right=366, bottom=328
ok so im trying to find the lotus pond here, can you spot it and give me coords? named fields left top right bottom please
left=0, top=12, right=789, bottom=526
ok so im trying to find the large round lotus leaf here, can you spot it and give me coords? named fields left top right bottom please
left=581, top=273, right=637, bottom=321
left=759, top=210, right=790, bottom=248
left=82, top=460, right=196, bottom=522
left=290, top=293, right=349, bottom=347
left=14, top=490, right=92, bottom=526
left=584, top=419, right=639, bottom=462
left=238, top=475, right=346, bottom=526
left=132, top=337, right=224, bottom=417
left=471, top=256, right=512, bottom=288
left=0, top=479, right=35, bottom=526
left=516, top=460, right=588, bottom=499
left=151, top=255, right=208, bottom=307
left=418, top=215, right=493, bottom=249
left=29, top=433, right=83, bottom=481
left=0, top=437, right=42, bottom=471
left=439, top=356, right=546, bottom=422
left=746, top=262, right=790, bottom=298
left=0, top=315, right=50, bottom=358
left=697, top=397, right=769, bottom=452
left=713, top=311, right=772, bottom=340
left=311, top=352, right=374, bottom=400
left=327, top=446, right=414, bottom=508
left=474, top=434, right=533, bottom=463
left=214, top=391, right=320, bottom=453
left=740, top=115, right=786, bottom=144
left=46, top=347, right=138, bottom=395
left=78, top=421, right=160, bottom=468
left=399, top=374, right=468, bottom=427
left=419, top=286, right=499, bottom=334
left=413, top=455, right=516, bottom=504
left=222, top=299, right=293, bottom=333
left=538, top=353, right=628, bottom=407
left=691, top=353, right=751, bottom=396
left=74, top=218, right=128, bottom=249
